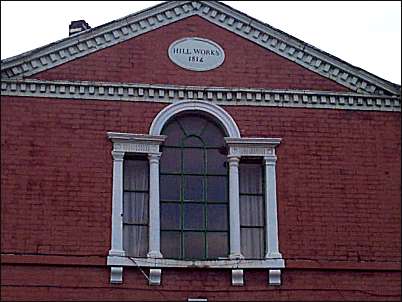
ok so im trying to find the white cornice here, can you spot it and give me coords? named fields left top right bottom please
left=1, top=1, right=400, bottom=96
left=107, top=132, right=166, bottom=154
left=1, top=79, right=400, bottom=112
left=225, top=137, right=281, bottom=157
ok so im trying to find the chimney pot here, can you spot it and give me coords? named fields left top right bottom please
left=69, top=20, right=91, bottom=36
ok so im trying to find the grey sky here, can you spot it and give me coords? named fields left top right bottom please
left=1, top=1, right=400, bottom=84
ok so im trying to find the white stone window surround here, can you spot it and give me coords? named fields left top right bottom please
left=107, top=100, right=284, bottom=286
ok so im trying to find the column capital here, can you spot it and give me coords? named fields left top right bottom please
left=148, top=152, right=161, bottom=162
left=227, top=155, right=241, bottom=163
left=264, top=155, right=277, bottom=165
left=111, top=150, right=125, bottom=161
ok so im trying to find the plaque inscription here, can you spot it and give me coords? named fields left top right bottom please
left=168, top=37, right=225, bottom=71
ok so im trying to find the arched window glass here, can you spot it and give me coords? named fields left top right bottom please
left=160, top=113, right=229, bottom=260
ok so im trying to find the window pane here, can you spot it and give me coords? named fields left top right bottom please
left=183, top=148, right=204, bottom=173
left=184, top=204, right=204, bottom=230
left=123, top=225, right=148, bottom=257
left=160, top=175, right=181, bottom=201
left=178, top=115, right=208, bottom=136
left=163, top=120, right=184, bottom=146
left=183, top=232, right=205, bottom=259
left=207, top=204, right=228, bottom=230
left=239, top=163, right=262, bottom=194
left=207, top=176, right=227, bottom=202
left=183, top=176, right=204, bottom=201
left=201, top=122, right=226, bottom=147
left=161, top=203, right=181, bottom=230
left=160, top=147, right=180, bottom=173
left=207, top=149, right=227, bottom=174
left=240, top=195, right=264, bottom=227
left=241, top=228, right=264, bottom=259
left=161, top=231, right=181, bottom=259
left=124, top=160, right=148, bottom=191
left=207, top=232, right=228, bottom=259
left=183, top=136, right=204, bottom=147
left=123, top=192, right=148, bottom=224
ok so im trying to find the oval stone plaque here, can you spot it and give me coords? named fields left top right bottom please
left=168, top=37, right=225, bottom=71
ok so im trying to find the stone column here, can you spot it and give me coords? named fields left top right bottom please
left=264, top=155, right=282, bottom=259
left=109, top=151, right=125, bottom=257
left=228, top=155, right=243, bottom=259
left=147, top=153, right=163, bottom=258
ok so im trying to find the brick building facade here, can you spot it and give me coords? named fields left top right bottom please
left=1, top=1, right=400, bottom=301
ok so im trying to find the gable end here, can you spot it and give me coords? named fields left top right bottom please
left=1, top=1, right=400, bottom=96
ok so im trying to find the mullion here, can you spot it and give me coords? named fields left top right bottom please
left=180, top=144, right=184, bottom=259
left=203, top=144, right=207, bottom=259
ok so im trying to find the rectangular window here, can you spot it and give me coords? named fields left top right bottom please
left=123, top=156, right=149, bottom=257
left=239, top=160, right=265, bottom=259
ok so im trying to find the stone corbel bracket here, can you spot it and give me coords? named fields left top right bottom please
left=110, top=266, right=123, bottom=284
left=269, top=269, right=281, bottom=286
left=232, top=269, right=244, bottom=286
left=149, top=268, right=162, bottom=285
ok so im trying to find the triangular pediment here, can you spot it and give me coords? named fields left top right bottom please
left=1, top=1, right=400, bottom=96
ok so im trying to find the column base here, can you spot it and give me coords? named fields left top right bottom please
left=147, top=251, right=163, bottom=258
left=265, top=252, right=283, bottom=259
left=108, top=249, right=126, bottom=257
left=229, top=253, right=244, bottom=260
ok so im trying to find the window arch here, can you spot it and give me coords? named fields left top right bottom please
left=149, top=100, right=241, bottom=138
left=159, top=113, right=229, bottom=260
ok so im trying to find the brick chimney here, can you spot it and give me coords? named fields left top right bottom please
left=69, top=20, right=91, bottom=36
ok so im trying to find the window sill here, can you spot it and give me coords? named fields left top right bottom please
left=107, top=255, right=285, bottom=269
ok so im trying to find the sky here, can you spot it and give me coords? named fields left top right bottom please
left=1, top=1, right=401, bottom=85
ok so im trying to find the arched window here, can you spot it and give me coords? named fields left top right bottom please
left=107, top=100, right=284, bottom=285
left=159, top=113, right=229, bottom=260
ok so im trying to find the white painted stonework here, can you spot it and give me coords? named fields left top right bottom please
left=2, top=80, right=399, bottom=112
left=107, top=132, right=166, bottom=283
left=149, top=100, right=241, bottom=137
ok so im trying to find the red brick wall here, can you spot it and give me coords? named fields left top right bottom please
left=1, top=265, right=400, bottom=301
left=31, top=16, right=350, bottom=92
left=1, top=96, right=400, bottom=301
left=2, top=97, right=400, bottom=261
